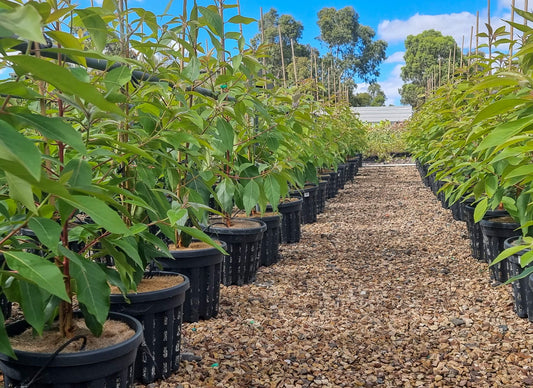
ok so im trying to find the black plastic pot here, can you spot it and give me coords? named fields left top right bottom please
left=153, top=242, right=226, bottom=323
left=346, top=158, right=359, bottom=181
left=480, top=217, right=521, bottom=283
left=274, top=198, right=303, bottom=244
left=317, top=180, right=328, bottom=214
left=504, top=237, right=533, bottom=319
left=0, top=312, right=143, bottom=388
left=290, top=184, right=318, bottom=224
left=337, top=164, right=347, bottom=189
left=463, top=205, right=507, bottom=262
left=110, top=272, right=190, bottom=384
left=251, top=213, right=282, bottom=267
left=204, top=219, right=266, bottom=286
left=325, top=170, right=338, bottom=199
left=0, top=253, right=11, bottom=319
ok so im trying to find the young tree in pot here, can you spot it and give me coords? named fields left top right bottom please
left=0, top=7, right=153, bottom=386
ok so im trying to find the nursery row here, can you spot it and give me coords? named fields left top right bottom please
left=406, top=10, right=533, bottom=327
left=0, top=1, right=367, bottom=387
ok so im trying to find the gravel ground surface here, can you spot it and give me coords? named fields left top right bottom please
left=146, top=164, right=531, bottom=386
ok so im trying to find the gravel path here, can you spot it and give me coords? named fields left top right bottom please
left=158, top=164, right=533, bottom=388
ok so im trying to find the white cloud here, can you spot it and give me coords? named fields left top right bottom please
left=378, top=12, right=479, bottom=47
left=385, top=51, right=404, bottom=63
left=356, top=64, right=404, bottom=106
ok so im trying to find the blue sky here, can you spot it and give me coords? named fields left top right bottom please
left=11, top=0, right=523, bottom=105
left=148, top=0, right=521, bottom=104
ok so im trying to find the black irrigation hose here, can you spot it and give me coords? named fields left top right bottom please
left=10, top=40, right=233, bottom=101
left=21, top=334, right=87, bottom=388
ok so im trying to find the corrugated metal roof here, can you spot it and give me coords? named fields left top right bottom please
left=351, top=106, right=413, bottom=123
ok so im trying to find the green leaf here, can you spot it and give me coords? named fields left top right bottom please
left=0, top=81, right=42, bottom=99
left=473, top=198, right=488, bottom=223
left=199, top=6, right=224, bottom=36
left=264, top=175, right=280, bottom=212
left=0, top=119, right=41, bottom=181
left=46, top=30, right=87, bottom=67
left=62, top=247, right=109, bottom=325
left=18, top=281, right=49, bottom=336
left=64, top=196, right=131, bottom=235
left=485, top=175, right=498, bottom=198
left=0, top=308, right=15, bottom=359
left=216, top=118, right=234, bottom=153
left=476, top=116, right=533, bottom=152
left=9, top=56, right=123, bottom=116
left=174, top=225, right=228, bottom=255
left=216, top=178, right=235, bottom=213
left=28, top=217, right=62, bottom=255
left=0, top=3, right=45, bottom=43
left=243, top=180, right=260, bottom=215
left=182, top=56, right=200, bottom=82
left=4, top=112, right=86, bottom=154
left=4, top=251, right=69, bottom=301
left=104, top=66, right=133, bottom=93
left=76, top=9, right=107, bottom=52
left=227, top=15, right=256, bottom=25
left=62, top=159, right=92, bottom=187
left=167, top=208, right=188, bottom=227
left=504, top=165, right=533, bottom=180
left=473, top=99, right=529, bottom=124
left=5, top=172, right=37, bottom=214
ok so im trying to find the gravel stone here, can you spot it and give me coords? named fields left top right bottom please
left=135, top=163, right=532, bottom=388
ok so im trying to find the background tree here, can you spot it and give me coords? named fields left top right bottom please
left=351, top=83, right=386, bottom=106
left=400, top=29, right=459, bottom=107
left=252, top=8, right=310, bottom=83
left=317, top=6, right=387, bottom=82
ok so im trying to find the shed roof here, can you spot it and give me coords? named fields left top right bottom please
left=351, top=106, right=413, bottom=123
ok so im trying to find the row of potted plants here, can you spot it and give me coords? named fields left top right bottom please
left=407, top=8, right=533, bottom=322
left=0, top=1, right=367, bottom=386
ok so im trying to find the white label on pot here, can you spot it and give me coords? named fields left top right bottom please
left=304, top=192, right=310, bottom=197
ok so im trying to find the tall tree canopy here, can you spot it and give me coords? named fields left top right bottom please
left=317, top=6, right=387, bottom=82
left=400, top=29, right=459, bottom=107
left=252, top=8, right=311, bottom=82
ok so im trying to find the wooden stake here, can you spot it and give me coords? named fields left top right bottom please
left=290, top=38, right=298, bottom=84
left=453, top=44, right=456, bottom=74
left=526, top=0, right=529, bottom=26
left=278, top=25, right=286, bottom=88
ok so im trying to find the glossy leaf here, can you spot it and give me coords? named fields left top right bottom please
left=0, top=119, right=41, bottom=181
left=8, top=56, right=123, bottom=116
left=64, top=196, right=131, bottom=235
left=76, top=9, right=107, bottom=52
left=0, top=3, right=45, bottom=43
left=28, top=217, right=62, bottom=255
left=3, top=251, right=70, bottom=301
left=243, top=180, right=260, bottom=215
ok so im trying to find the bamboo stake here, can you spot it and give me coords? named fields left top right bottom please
left=438, top=57, right=441, bottom=86
left=278, top=25, right=286, bottom=88
left=237, top=0, right=243, bottom=35
left=218, top=0, right=225, bottom=72
left=290, top=38, right=298, bottom=84
left=488, top=0, right=492, bottom=75
left=327, top=68, right=330, bottom=99
left=314, top=54, right=319, bottom=100
left=447, top=49, right=452, bottom=81
left=259, top=7, right=267, bottom=82
left=469, top=26, right=473, bottom=67
left=453, top=44, right=456, bottom=74
left=476, top=11, right=479, bottom=56
left=526, top=0, right=529, bottom=25
left=509, top=0, right=515, bottom=70
left=460, top=36, right=464, bottom=68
